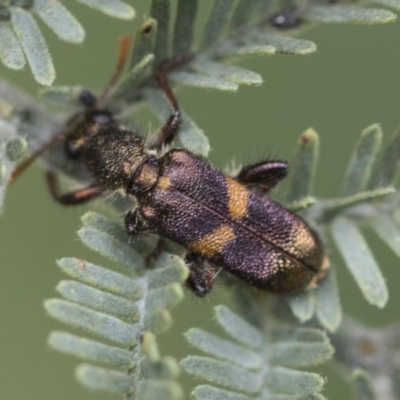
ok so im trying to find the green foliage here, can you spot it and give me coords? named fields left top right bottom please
left=331, top=317, right=400, bottom=399
left=305, top=5, right=396, bottom=24
left=351, top=369, right=377, bottom=400
left=5, top=137, right=27, bottom=161
left=0, top=0, right=135, bottom=85
left=1, top=1, right=400, bottom=399
left=45, top=212, right=188, bottom=399
left=331, top=217, right=388, bottom=308
left=279, top=124, right=398, bottom=331
left=181, top=305, right=333, bottom=398
left=1, top=0, right=398, bottom=86
left=342, top=125, right=382, bottom=197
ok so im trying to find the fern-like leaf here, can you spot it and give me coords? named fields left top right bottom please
left=45, top=211, right=188, bottom=399
left=330, top=317, right=400, bottom=400
left=1, top=0, right=396, bottom=87
left=278, top=124, right=400, bottom=330
left=0, top=0, right=135, bottom=85
left=2, top=4, right=400, bottom=398
left=181, top=305, right=333, bottom=399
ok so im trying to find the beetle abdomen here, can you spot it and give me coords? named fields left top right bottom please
left=140, top=150, right=327, bottom=293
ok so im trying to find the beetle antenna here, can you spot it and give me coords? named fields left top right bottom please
left=96, top=35, right=132, bottom=108
left=8, top=133, right=64, bottom=185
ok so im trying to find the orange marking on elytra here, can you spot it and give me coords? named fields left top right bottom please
left=226, top=177, right=249, bottom=219
left=188, top=225, right=235, bottom=258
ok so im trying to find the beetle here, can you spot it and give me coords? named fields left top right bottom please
left=10, top=38, right=329, bottom=297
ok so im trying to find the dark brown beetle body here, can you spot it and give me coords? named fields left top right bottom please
left=72, top=114, right=329, bottom=295
left=123, top=148, right=329, bottom=295
left=11, top=48, right=329, bottom=296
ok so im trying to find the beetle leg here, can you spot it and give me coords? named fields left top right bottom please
left=235, top=160, right=288, bottom=193
left=150, top=55, right=193, bottom=150
left=124, top=209, right=163, bottom=265
left=185, top=252, right=220, bottom=297
left=124, top=208, right=155, bottom=236
left=46, top=171, right=103, bottom=205
left=149, top=63, right=181, bottom=150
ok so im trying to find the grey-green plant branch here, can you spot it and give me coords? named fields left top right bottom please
left=1, top=0, right=400, bottom=399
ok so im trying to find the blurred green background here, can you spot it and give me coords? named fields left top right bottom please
left=1, top=1, right=400, bottom=399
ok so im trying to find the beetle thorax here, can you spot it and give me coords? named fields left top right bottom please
left=83, top=128, right=148, bottom=191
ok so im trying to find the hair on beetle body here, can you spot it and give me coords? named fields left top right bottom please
left=10, top=36, right=330, bottom=297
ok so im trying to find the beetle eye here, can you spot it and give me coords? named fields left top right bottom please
left=127, top=180, right=141, bottom=195
left=147, top=157, right=159, bottom=167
